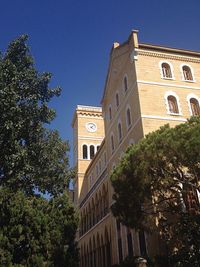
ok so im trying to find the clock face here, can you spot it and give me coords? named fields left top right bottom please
left=86, top=122, right=97, bottom=132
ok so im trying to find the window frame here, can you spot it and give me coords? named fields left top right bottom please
left=123, top=74, right=129, bottom=93
left=108, top=105, right=112, bottom=121
left=180, top=64, right=195, bottom=82
left=118, top=120, right=123, bottom=143
left=115, top=91, right=120, bottom=109
left=89, top=144, right=95, bottom=159
left=82, top=144, right=88, bottom=159
left=110, top=133, right=115, bottom=153
left=187, top=93, right=200, bottom=116
left=126, top=106, right=132, bottom=129
left=164, top=91, right=182, bottom=115
left=159, top=61, right=174, bottom=80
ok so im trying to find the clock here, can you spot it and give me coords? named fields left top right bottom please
left=86, top=122, right=97, bottom=132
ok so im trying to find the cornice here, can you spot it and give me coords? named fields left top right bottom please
left=138, top=50, right=200, bottom=63
left=77, top=112, right=103, bottom=118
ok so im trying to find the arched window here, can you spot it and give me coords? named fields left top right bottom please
left=124, top=76, right=128, bottom=92
left=161, top=62, right=172, bottom=78
left=182, top=65, right=193, bottom=81
left=167, top=95, right=179, bottom=114
left=99, top=160, right=101, bottom=172
left=83, top=145, right=88, bottom=159
left=111, top=135, right=115, bottom=152
left=109, top=106, right=112, bottom=120
left=104, top=152, right=107, bottom=166
left=190, top=98, right=200, bottom=115
left=90, top=145, right=95, bottom=159
left=127, top=228, right=133, bottom=257
left=118, top=122, right=122, bottom=141
left=116, top=220, right=123, bottom=263
left=97, top=145, right=100, bottom=151
left=126, top=108, right=132, bottom=128
left=116, top=93, right=119, bottom=108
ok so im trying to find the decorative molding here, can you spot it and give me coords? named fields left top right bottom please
left=138, top=49, right=200, bottom=63
left=78, top=136, right=104, bottom=141
left=130, top=48, right=138, bottom=62
left=137, top=80, right=200, bottom=90
left=78, top=113, right=103, bottom=118
left=141, top=114, right=187, bottom=122
left=77, top=105, right=102, bottom=112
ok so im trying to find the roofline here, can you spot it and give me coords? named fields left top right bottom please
left=101, top=31, right=200, bottom=104
left=139, top=43, right=200, bottom=57
left=71, top=105, right=102, bottom=127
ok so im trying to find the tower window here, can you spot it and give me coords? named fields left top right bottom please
left=167, top=95, right=179, bottom=114
left=83, top=145, right=88, bottom=159
left=161, top=63, right=172, bottom=78
left=126, top=108, right=132, bottom=128
left=111, top=135, right=115, bottom=152
left=190, top=98, right=200, bottom=115
left=109, top=106, right=112, bottom=120
left=90, top=145, right=95, bottom=159
left=118, top=123, right=122, bottom=141
left=116, top=93, right=119, bottom=108
left=124, top=76, right=128, bottom=92
left=182, top=65, right=193, bottom=81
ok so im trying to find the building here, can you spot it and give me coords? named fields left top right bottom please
left=71, top=30, right=200, bottom=267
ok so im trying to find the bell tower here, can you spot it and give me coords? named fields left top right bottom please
left=71, top=105, right=104, bottom=205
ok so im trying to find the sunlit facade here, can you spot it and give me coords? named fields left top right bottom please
left=71, top=30, right=200, bottom=266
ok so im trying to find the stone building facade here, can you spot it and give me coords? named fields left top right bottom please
left=71, top=30, right=200, bottom=266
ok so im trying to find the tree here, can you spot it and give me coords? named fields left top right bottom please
left=111, top=116, right=200, bottom=266
left=0, top=35, right=79, bottom=266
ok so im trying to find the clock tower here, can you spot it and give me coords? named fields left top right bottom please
left=71, top=105, right=104, bottom=205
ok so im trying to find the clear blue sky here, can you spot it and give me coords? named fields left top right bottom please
left=1, top=0, right=200, bottom=165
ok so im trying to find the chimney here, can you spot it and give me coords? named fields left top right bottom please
left=130, top=29, right=139, bottom=48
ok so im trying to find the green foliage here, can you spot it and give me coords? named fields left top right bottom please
left=112, top=256, right=155, bottom=267
left=0, top=36, right=79, bottom=266
left=111, top=116, right=200, bottom=266
left=0, top=189, right=79, bottom=266
left=0, top=35, right=68, bottom=196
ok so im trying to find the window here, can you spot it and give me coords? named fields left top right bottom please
left=190, top=98, right=200, bottom=115
left=90, top=145, right=95, bottom=159
left=116, top=220, right=123, bottom=263
left=139, top=230, right=147, bottom=256
left=97, top=145, right=100, bottom=151
left=109, top=106, right=112, bottom=120
left=127, top=228, right=133, bottom=257
left=126, top=108, right=132, bottom=128
left=118, top=122, right=122, bottom=142
left=182, top=184, right=200, bottom=213
left=111, top=135, right=115, bottom=152
left=182, top=65, right=193, bottom=81
left=99, top=160, right=101, bottom=172
left=116, top=93, right=119, bottom=108
left=161, top=62, right=172, bottom=78
left=167, top=95, right=179, bottom=114
left=124, top=76, right=128, bottom=92
left=83, top=145, right=88, bottom=159
left=104, top=152, right=107, bottom=166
